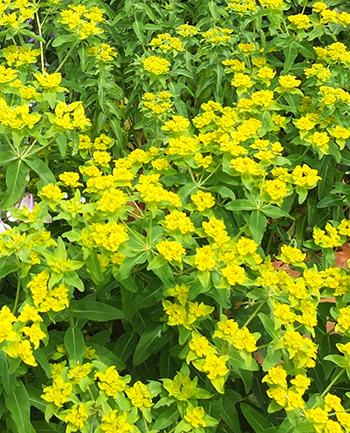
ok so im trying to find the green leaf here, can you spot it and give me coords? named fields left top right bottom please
left=153, top=406, right=178, bottom=430
left=258, top=313, right=276, bottom=339
left=241, top=403, right=272, bottom=433
left=249, top=210, right=267, bottom=244
left=0, top=257, right=19, bottom=279
left=5, top=380, right=30, bottom=433
left=118, top=252, right=148, bottom=281
left=88, top=343, right=125, bottom=370
left=0, top=151, right=18, bottom=165
left=64, top=327, right=85, bottom=362
left=52, top=34, right=77, bottom=47
left=147, top=255, right=167, bottom=270
left=27, top=386, right=47, bottom=413
left=133, top=325, right=169, bottom=365
left=283, top=44, right=298, bottom=73
left=1, top=159, right=28, bottom=209
left=222, top=396, right=242, bottom=432
left=0, top=350, right=15, bottom=395
left=70, top=300, right=124, bottom=321
left=226, top=199, right=256, bottom=211
left=261, top=205, right=292, bottom=219
left=25, top=157, right=56, bottom=185
left=324, top=355, right=348, bottom=368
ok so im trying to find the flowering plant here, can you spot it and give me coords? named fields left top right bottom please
left=1, top=0, right=350, bottom=432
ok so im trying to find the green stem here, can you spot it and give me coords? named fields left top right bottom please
left=12, top=276, right=21, bottom=314
left=35, top=10, right=45, bottom=73
left=321, top=369, right=345, bottom=398
left=55, top=40, right=77, bottom=73
left=243, top=300, right=267, bottom=328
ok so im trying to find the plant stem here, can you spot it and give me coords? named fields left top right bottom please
left=55, top=41, right=77, bottom=73
left=243, top=300, right=267, bottom=328
left=13, top=276, right=21, bottom=314
left=321, top=369, right=345, bottom=398
left=35, top=10, right=45, bottom=73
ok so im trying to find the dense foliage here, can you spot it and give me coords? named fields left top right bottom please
left=1, top=0, right=350, bottom=432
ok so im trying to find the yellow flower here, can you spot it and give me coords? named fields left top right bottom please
left=143, top=56, right=171, bottom=75
left=68, top=363, right=93, bottom=384
left=280, top=245, right=306, bottom=264
left=338, top=219, right=350, bottom=236
left=238, top=43, right=255, bottom=54
left=202, top=353, right=229, bottom=380
left=329, top=125, right=350, bottom=140
left=189, top=335, right=216, bottom=357
left=278, top=75, right=301, bottom=89
left=262, top=365, right=288, bottom=387
left=42, top=376, right=73, bottom=407
left=324, top=394, right=343, bottom=412
left=162, top=115, right=190, bottom=132
left=286, top=391, right=305, bottom=411
left=184, top=406, right=206, bottom=428
left=310, top=131, right=330, bottom=153
left=305, top=407, right=329, bottom=425
left=191, top=191, right=215, bottom=211
left=222, top=263, right=245, bottom=286
left=202, top=217, right=230, bottom=246
left=22, top=322, right=46, bottom=349
left=59, top=171, right=81, bottom=188
left=65, top=404, right=89, bottom=431
left=35, top=72, right=62, bottom=89
left=17, top=305, right=42, bottom=323
left=167, top=284, right=190, bottom=305
left=126, top=381, right=153, bottom=408
left=194, top=245, right=216, bottom=271
left=95, top=366, right=126, bottom=398
left=100, top=411, right=133, bottom=433
left=194, top=153, right=212, bottom=168
left=163, top=300, right=192, bottom=326
left=93, top=150, right=112, bottom=167
left=251, top=90, right=274, bottom=107
left=157, top=240, right=186, bottom=262
left=163, top=372, right=197, bottom=401
left=267, top=387, right=287, bottom=407
left=4, top=340, right=37, bottom=366
left=290, top=375, right=311, bottom=393
left=236, top=238, right=258, bottom=256
left=263, top=179, right=288, bottom=201
left=176, top=24, right=198, bottom=37
left=336, top=306, right=350, bottom=333
left=292, top=164, right=321, bottom=187
left=231, top=73, right=254, bottom=88
left=312, top=2, right=328, bottom=13
left=97, top=189, right=128, bottom=213
left=289, top=14, right=311, bottom=29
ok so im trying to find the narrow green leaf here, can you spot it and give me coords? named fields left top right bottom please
left=1, top=159, right=28, bottom=209
left=5, top=380, right=30, bottom=433
left=249, top=210, right=267, bottom=244
left=133, top=325, right=169, bottom=365
left=64, top=327, right=85, bottom=362
left=226, top=199, right=256, bottom=211
left=25, top=157, right=56, bottom=185
left=70, top=300, right=124, bottom=321
left=241, top=403, right=272, bottom=433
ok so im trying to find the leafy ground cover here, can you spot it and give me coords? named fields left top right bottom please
left=1, top=0, right=350, bottom=432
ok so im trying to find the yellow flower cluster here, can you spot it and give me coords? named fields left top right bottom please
left=163, top=284, right=214, bottom=328
left=202, top=27, right=233, bottom=45
left=59, top=4, right=105, bottom=39
left=150, top=33, right=183, bottom=52
left=88, top=43, right=117, bottom=62
left=141, top=91, right=173, bottom=115
left=214, top=318, right=258, bottom=353
left=143, top=55, right=171, bottom=75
